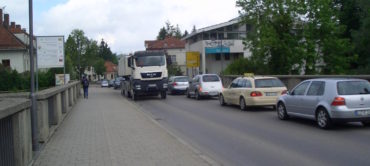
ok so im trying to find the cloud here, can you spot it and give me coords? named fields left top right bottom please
left=2, top=0, right=240, bottom=54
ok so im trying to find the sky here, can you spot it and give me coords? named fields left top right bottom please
left=1, top=0, right=240, bottom=54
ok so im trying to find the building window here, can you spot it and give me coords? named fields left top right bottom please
left=2, top=59, right=10, bottom=68
left=170, top=55, right=177, bottom=64
left=224, top=54, right=230, bottom=60
left=215, top=54, right=221, bottom=61
left=111, top=74, right=113, bottom=79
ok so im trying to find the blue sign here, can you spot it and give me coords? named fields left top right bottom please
left=205, top=47, right=230, bottom=54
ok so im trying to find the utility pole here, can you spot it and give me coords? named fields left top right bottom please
left=29, top=0, right=39, bottom=151
left=77, top=37, right=81, bottom=80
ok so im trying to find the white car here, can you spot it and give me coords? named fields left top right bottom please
left=186, top=74, right=223, bottom=99
left=101, top=80, right=109, bottom=87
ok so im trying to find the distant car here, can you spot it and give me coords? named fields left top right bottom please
left=277, top=78, right=370, bottom=129
left=186, top=74, right=223, bottom=100
left=168, top=76, right=189, bottom=94
left=109, top=79, right=114, bottom=87
left=219, top=76, right=287, bottom=110
left=101, top=80, right=109, bottom=87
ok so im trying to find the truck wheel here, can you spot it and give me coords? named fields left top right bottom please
left=131, top=90, right=137, bottom=101
left=161, top=91, right=167, bottom=99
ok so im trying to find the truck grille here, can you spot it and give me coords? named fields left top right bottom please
left=141, top=72, right=162, bottom=78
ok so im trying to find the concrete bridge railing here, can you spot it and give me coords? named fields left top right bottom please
left=221, top=75, right=370, bottom=90
left=0, top=81, right=81, bottom=166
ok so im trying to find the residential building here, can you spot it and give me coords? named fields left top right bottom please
left=104, top=61, right=117, bottom=80
left=84, top=66, right=99, bottom=82
left=183, top=18, right=251, bottom=75
left=145, top=37, right=186, bottom=75
left=0, top=9, right=33, bottom=73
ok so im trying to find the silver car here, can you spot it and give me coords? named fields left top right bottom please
left=168, top=76, right=189, bottom=94
left=277, top=78, right=370, bottom=129
left=186, top=74, right=223, bottom=100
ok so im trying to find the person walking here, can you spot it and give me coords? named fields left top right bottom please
left=82, top=76, right=89, bottom=99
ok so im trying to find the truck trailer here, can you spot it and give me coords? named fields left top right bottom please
left=118, top=50, right=168, bottom=100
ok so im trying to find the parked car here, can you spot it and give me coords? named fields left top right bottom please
left=219, top=75, right=287, bottom=110
left=114, top=77, right=124, bottom=89
left=186, top=74, right=223, bottom=99
left=109, top=79, right=114, bottom=87
left=101, top=80, right=109, bottom=87
left=168, top=76, right=189, bottom=94
left=277, top=78, right=370, bottom=129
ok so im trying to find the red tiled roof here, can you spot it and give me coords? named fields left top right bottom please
left=0, top=25, right=26, bottom=50
left=104, top=61, right=117, bottom=73
left=145, top=37, right=185, bottom=50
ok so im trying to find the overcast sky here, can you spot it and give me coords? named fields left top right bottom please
left=1, top=0, right=239, bottom=54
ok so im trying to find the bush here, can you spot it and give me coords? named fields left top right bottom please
left=0, top=64, right=64, bottom=92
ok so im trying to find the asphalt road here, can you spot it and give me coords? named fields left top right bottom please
left=118, top=90, right=370, bottom=166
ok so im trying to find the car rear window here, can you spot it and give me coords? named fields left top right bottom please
left=337, top=81, right=370, bottom=95
left=175, top=77, right=189, bottom=82
left=202, top=75, right=220, bottom=82
left=255, top=78, right=285, bottom=88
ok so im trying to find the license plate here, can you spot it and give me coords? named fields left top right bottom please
left=148, top=84, right=157, bottom=87
left=209, top=92, right=218, bottom=96
left=356, top=110, right=370, bottom=116
left=265, top=92, right=277, bottom=96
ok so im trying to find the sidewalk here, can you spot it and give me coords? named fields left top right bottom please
left=33, top=87, right=211, bottom=166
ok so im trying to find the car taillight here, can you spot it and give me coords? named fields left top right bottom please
left=281, top=90, right=287, bottom=95
left=331, top=97, right=346, bottom=106
left=198, top=85, right=202, bottom=92
left=172, top=82, right=177, bottom=86
left=250, top=91, right=262, bottom=97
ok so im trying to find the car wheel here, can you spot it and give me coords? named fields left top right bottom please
left=277, top=102, right=289, bottom=120
left=161, top=91, right=167, bottom=99
left=316, top=108, right=332, bottom=129
left=195, top=91, right=200, bottom=100
left=240, top=97, right=247, bottom=111
left=361, top=121, right=370, bottom=127
left=219, top=94, right=226, bottom=106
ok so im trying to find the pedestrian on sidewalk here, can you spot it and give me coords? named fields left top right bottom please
left=81, top=76, right=89, bottom=99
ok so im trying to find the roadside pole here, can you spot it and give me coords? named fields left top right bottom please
left=29, top=0, right=39, bottom=151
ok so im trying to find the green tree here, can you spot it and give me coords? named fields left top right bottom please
left=157, top=27, right=167, bottom=40
left=93, top=58, right=106, bottom=77
left=237, top=0, right=304, bottom=74
left=352, top=0, right=370, bottom=73
left=99, top=39, right=117, bottom=64
left=65, top=29, right=89, bottom=79
left=156, top=21, right=184, bottom=40
left=236, top=0, right=353, bottom=75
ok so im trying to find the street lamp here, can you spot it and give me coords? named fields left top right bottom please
left=29, top=0, right=39, bottom=151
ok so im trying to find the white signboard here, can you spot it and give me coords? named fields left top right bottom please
left=37, top=36, right=65, bottom=68
left=55, top=74, right=70, bottom=86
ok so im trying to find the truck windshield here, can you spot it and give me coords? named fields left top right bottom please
left=135, top=56, right=165, bottom=67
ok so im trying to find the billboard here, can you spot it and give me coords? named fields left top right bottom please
left=37, top=36, right=65, bottom=68
left=186, top=52, right=200, bottom=68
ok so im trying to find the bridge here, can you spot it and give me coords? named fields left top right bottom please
left=1, top=75, right=370, bottom=166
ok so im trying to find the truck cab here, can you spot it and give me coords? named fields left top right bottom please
left=121, top=51, right=168, bottom=100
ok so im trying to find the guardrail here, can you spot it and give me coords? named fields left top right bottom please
left=0, top=81, right=81, bottom=166
left=221, top=75, right=370, bottom=90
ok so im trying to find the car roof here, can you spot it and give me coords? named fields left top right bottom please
left=304, top=78, right=367, bottom=82
left=239, top=76, right=278, bottom=80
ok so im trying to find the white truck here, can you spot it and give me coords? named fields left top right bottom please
left=118, top=50, right=168, bottom=100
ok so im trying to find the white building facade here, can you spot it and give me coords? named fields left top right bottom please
left=183, top=18, right=251, bottom=75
